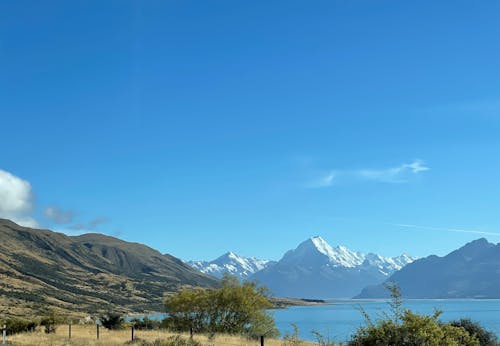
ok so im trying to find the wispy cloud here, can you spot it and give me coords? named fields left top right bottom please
left=44, top=206, right=75, bottom=224
left=68, top=216, right=110, bottom=232
left=358, top=159, right=429, bottom=183
left=309, top=159, right=429, bottom=188
left=308, top=172, right=336, bottom=188
left=396, top=224, right=500, bottom=237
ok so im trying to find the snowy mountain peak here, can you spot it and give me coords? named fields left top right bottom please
left=188, top=252, right=276, bottom=280
left=284, top=236, right=415, bottom=270
left=298, top=236, right=365, bottom=268
left=251, top=236, right=417, bottom=298
left=310, top=236, right=336, bottom=256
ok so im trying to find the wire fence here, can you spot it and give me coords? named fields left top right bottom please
left=1, top=323, right=308, bottom=346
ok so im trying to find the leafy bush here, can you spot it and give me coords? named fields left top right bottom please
left=348, top=283, right=487, bottom=346
left=164, top=274, right=278, bottom=338
left=40, top=313, right=60, bottom=334
left=0, top=318, right=37, bottom=334
left=349, top=309, right=480, bottom=346
left=100, top=312, right=124, bottom=330
left=130, top=316, right=161, bottom=330
left=448, top=319, right=499, bottom=346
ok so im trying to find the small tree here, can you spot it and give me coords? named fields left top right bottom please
left=100, top=312, right=124, bottom=330
left=40, top=314, right=58, bottom=334
left=164, top=274, right=278, bottom=337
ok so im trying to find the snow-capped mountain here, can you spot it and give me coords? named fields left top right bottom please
left=188, top=252, right=276, bottom=280
left=251, top=236, right=415, bottom=299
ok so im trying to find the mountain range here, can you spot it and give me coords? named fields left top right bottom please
left=190, top=236, right=415, bottom=299
left=356, top=238, right=500, bottom=299
left=0, top=218, right=217, bottom=318
left=251, top=236, right=415, bottom=298
left=3, top=215, right=500, bottom=319
left=188, top=252, right=276, bottom=279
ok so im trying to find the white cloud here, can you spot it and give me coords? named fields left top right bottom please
left=308, top=171, right=336, bottom=188
left=9, top=216, right=39, bottom=228
left=358, top=159, right=429, bottom=183
left=310, top=159, right=429, bottom=187
left=0, top=169, right=38, bottom=227
left=44, top=206, right=75, bottom=224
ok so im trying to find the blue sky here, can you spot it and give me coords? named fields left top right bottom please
left=1, top=1, right=500, bottom=261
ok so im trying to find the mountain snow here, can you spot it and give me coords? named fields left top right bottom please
left=188, top=252, right=275, bottom=279
left=250, top=236, right=416, bottom=298
left=188, top=236, right=416, bottom=298
left=281, top=236, right=414, bottom=274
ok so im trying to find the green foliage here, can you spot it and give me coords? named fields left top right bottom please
left=386, top=281, right=403, bottom=324
left=348, top=285, right=488, bottom=346
left=0, top=317, right=37, bottom=335
left=349, top=309, right=481, bottom=345
left=448, top=319, right=499, bottom=346
left=164, top=274, right=278, bottom=338
left=100, top=312, right=125, bottom=330
left=131, top=316, right=161, bottom=330
left=40, top=313, right=60, bottom=334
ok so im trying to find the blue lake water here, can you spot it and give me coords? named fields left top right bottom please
left=146, top=300, right=500, bottom=342
left=273, top=300, right=500, bottom=342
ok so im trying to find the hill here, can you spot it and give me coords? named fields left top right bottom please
left=356, top=238, right=500, bottom=298
left=0, top=219, right=217, bottom=318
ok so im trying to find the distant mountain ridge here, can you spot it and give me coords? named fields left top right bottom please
left=356, top=238, right=500, bottom=299
left=250, top=236, right=415, bottom=299
left=0, top=218, right=217, bottom=317
left=188, top=252, right=276, bottom=279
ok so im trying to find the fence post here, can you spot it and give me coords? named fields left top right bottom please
left=2, top=324, right=6, bottom=345
left=190, top=326, right=193, bottom=339
left=69, top=321, right=72, bottom=339
left=131, top=325, right=134, bottom=341
left=96, top=324, right=100, bottom=339
left=260, top=335, right=264, bottom=346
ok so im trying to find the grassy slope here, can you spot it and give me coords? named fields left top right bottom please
left=0, top=219, right=218, bottom=318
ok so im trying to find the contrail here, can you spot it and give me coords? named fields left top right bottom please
left=395, top=224, right=500, bottom=236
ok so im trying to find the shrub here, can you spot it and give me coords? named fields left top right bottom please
left=311, top=329, right=337, bottom=346
left=348, top=283, right=483, bottom=346
left=40, top=313, right=59, bottom=334
left=282, top=323, right=301, bottom=346
left=0, top=318, right=37, bottom=335
left=164, top=274, right=278, bottom=338
left=448, top=319, right=499, bottom=346
left=100, top=312, right=124, bottom=330
left=130, top=317, right=161, bottom=330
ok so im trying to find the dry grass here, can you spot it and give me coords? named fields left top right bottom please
left=7, top=324, right=315, bottom=346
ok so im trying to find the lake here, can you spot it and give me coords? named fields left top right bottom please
left=273, top=299, right=500, bottom=342
left=146, top=299, right=500, bottom=342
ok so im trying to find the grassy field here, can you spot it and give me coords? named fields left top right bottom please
left=6, top=324, right=315, bottom=346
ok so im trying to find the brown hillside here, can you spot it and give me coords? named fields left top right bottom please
left=0, top=219, right=217, bottom=318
